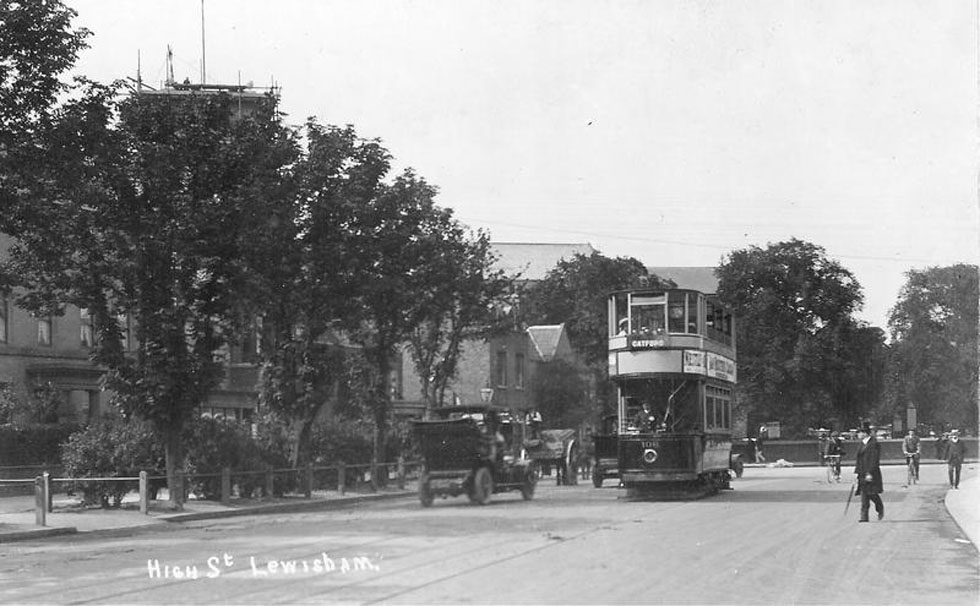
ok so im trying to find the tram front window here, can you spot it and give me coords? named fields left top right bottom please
left=632, top=304, right=665, bottom=336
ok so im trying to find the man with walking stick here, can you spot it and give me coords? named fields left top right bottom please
left=854, top=422, right=884, bottom=522
left=946, top=429, right=966, bottom=489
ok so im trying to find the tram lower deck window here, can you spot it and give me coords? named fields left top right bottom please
left=705, top=386, right=732, bottom=431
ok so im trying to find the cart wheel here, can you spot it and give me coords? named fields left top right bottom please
left=521, top=469, right=536, bottom=500
left=470, top=466, right=493, bottom=505
left=593, top=471, right=604, bottom=488
left=419, top=475, right=433, bottom=508
left=568, top=445, right=579, bottom=486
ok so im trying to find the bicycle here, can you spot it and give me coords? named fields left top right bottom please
left=905, top=453, right=920, bottom=485
left=824, top=454, right=842, bottom=483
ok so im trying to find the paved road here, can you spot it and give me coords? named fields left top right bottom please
left=0, top=464, right=975, bottom=605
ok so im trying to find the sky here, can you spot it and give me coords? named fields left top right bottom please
left=66, top=0, right=978, bottom=331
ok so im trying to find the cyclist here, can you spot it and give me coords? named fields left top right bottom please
left=825, top=431, right=844, bottom=481
left=902, top=429, right=920, bottom=481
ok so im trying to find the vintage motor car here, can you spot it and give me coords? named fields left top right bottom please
left=412, top=405, right=538, bottom=506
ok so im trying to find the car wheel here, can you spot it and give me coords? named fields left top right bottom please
left=471, top=466, right=493, bottom=505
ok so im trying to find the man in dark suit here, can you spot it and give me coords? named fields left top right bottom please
left=854, top=423, right=884, bottom=522
left=946, top=429, right=966, bottom=489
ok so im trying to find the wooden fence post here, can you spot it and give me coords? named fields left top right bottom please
left=338, top=462, right=346, bottom=495
left=139, top=471, right=148, bottom=515
left=221, top=467, right=232, bottom=505
left=44, top=471, right=52, bottom=513
left=397, top=456, right=405, bottom=489
left=304, top=462, right=313, bottom=498
left=34, top=475, right=47, bottom=527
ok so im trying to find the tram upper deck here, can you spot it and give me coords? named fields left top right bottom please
left=607, top=288, right=736, bottom=382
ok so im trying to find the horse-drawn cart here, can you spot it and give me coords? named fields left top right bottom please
left=525, top=428, right=580, bottom=486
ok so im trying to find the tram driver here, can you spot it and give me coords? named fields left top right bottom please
left=633, top=401, right=656, bottom=432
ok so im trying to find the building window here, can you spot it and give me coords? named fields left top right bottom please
left=495, top=350, right=508, bottom=387
left=0, top=298, right=7, bottom=343
left=238, top=316, right=262, bottom=363
left=514, top=354, right=525, bottom=389
left=80, top=308, right=93, bottom=348
left=37, top=316, right=52, bottom=346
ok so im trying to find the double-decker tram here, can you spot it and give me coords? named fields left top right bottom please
left=608, top=288, right=737, bottom=498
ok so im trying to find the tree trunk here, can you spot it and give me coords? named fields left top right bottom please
left=163, top=427, right=185, bottom=511
left=373, top=401, right=388, bottom=488
left=371, top=347, right=394, bottom=487
left=289, top=417, right=314, bottom=468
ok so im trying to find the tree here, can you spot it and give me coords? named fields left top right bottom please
left=0, top=83, right=295, bottom=508
left=249, top=122, right=387, bottom=467
left=531, top=359, right=590, bottom=429
left=887, top=264, right=978, bottom=431
left=518, top=252, right=669, bottom=416
left=716, top=239, right=875, bottom=435
left=407, top=228, right=513, bottom=412
left=341, top=169, right=476, bottom=477
left=0, top=0, right=89, bottom=141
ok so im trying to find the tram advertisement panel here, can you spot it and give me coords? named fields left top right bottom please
left=682, top=350, right=705, bottom=374
left=706, top=352, right=736, bottom=382
left=611, top=349, right=735, bottom=382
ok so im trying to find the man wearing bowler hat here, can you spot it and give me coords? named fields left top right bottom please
left=946, top=429, right=966, bottom=489
left=854, top=422, right=884, bottom=522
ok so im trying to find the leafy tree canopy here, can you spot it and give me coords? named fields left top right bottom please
left=0, top=0, right=89, bottom=139
left=716, top=239, right=878, bottom=435
left=887, top=264, right=978, bottom=430
left=0, top=81, right=295, bottom=506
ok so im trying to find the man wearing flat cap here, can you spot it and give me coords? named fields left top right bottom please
left=946, top=429, right=966, bottom=489
left=854, top=422, right=883, bottom=522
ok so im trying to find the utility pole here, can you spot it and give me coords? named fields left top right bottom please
left=200, top=0, right=207, bottom=84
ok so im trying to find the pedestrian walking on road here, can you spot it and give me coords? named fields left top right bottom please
left=854, top=422, right=883, bottom=523
left=945, top=429, right=966, bottom=489
left=936, top=432, right=949, bottom=460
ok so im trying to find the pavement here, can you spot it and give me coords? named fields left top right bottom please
left=0, top=485, right=418, bottom=543
left=1, top=463, right=976, bottom=548
left=944, top=464, right=979, bottom=548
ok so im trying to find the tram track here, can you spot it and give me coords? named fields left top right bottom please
left=48, top=491, right=687, bottom=605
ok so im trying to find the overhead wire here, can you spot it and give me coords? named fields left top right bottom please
left=456, top=215, right=975, bottom=266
